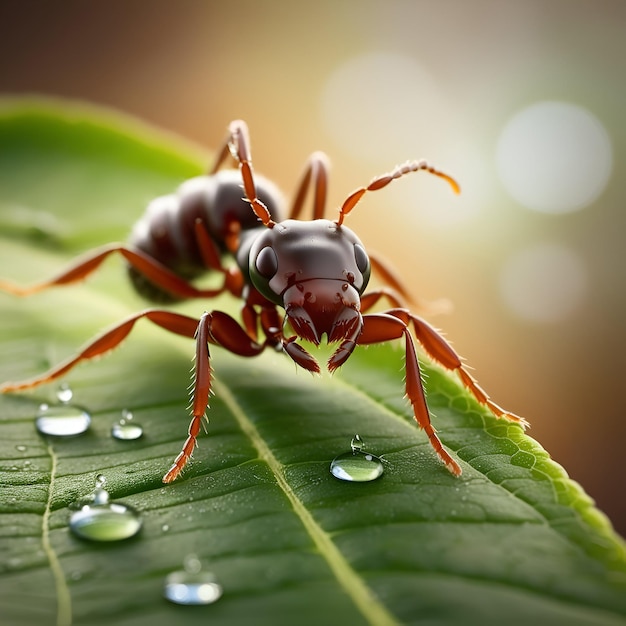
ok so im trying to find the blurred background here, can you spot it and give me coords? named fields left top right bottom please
left=0, top=0, right=624, bottom=535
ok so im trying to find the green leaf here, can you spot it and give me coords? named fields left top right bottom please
left=0, top=98, right=624, bottom=626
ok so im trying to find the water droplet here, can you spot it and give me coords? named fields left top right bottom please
left=35, top=393, right=91, bottom=437
left=164, top=555, right=223, bottom=605
left=350, top=434, right=364, bottom=453
left=94, top=473, right=107, bottom=491
left=161, top=524, right=170, bottom=533
left=69, top=474, right=142, bottom=542
left=111, top=409, right=143, bottom=441
left=330, top=435, right=384, bottom=482
left=15, top=445, right=27, bottom=452
left=56, top=383, right=74, bottom=403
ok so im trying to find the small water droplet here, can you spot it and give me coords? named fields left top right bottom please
left=350, top=434, right=364, bottom=453
left=164, top=555, right=223, bottom=605
left=16, top=445, right=27, bottom=452
left=111, top=409, right=143, bottom=440
left=35, top=398, right=91, bottom=437
left=330, top=435, right=384, bottom=482
left=69, top=474, right=142, bottom=542
left=161, top=524, right=170, bottom=533
left=56, top=383, right=74, bottom=404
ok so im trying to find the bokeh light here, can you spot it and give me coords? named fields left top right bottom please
left=496, top=101, right=612, bottom=214
left=320, top=51, right=453, bottom=164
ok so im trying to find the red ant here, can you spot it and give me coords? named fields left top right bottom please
left=0, top=120, right=527, bottom=483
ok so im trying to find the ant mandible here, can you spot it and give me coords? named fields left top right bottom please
left=0, top=120, right=528, bottom=483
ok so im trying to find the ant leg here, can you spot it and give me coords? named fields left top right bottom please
left=0, top=244, right=227, bottom=300
left=361, top=287, right=452, bottom=317
left=227, top=120, right=275, bottom=227
left=360, top=288, right=406, bottom=312
left=358, top=312, right=462, bottom=476
left=363, top=251, right=453, bottom=315
left=1, top=310, right=200, bottom=392
left=289, top=152, right=330, bottom=220
left=163, top=310, right=266, bottom=483
left=385, top=308, right=529, bottom=428
left=368, top=251, right=413, bottom=303
left=336, top=160, right=460, bottom=227
left=208, top=127, right=239, bottom=174
left=192, top=219, right=245, bottom=297
left=1, top=303, right=265, bottom=483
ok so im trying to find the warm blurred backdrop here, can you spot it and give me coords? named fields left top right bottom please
left=0, top=0, right=624, bottom=535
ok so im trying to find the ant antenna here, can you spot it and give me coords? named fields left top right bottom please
left=335, top=160, right=460, bottom=227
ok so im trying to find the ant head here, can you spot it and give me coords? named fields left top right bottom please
left=246, top=219, right=370, bottom=344
left=247, top=219, right=371, bottom=307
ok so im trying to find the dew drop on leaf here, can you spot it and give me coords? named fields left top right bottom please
left=35, top=402, right=91, bottom=437
left=111, top=408, right=143, bottom=440
left=164, top=554, right=223, bottom=605
left=330, top=435, right=384, bottom=482
left=56, top=382, right=74, bottom=403
left=69, top=474, right=142, bottom=542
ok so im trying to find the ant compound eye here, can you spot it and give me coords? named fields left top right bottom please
left=255, top=245, right=278, bottom=279
left=353, top=244, right=369, bottom=274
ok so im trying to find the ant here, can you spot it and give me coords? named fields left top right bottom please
left=0, top=120, right=527, bottom=483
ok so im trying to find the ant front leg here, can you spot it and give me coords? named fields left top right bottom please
left=0, top=244, right=229, bottom=300
left=385, top=309, right=528, bottom=428
left=358, top=312, right=462, bottom=476
left=163, top=310, right=267, bottom=483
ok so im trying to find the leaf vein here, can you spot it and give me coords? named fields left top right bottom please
left=41, top=441, right=72, bottom=626
left=213, top=377, right=401, bottom=626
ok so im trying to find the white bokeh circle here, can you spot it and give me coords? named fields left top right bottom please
left=320, top=52, right=452, bottom=164
left=496, top=101, right=612, bottom=214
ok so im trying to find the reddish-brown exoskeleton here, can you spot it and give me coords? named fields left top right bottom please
left=0, top=120, right=527, bottom=482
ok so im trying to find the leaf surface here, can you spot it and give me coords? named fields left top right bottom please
left=0, top=99, right=624, bottom=626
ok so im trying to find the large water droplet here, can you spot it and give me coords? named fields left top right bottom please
left=164, top=555, right=223, bottom=605
left=69, top=474, right=142, bottom=542
left=111, top=409, right=143, bottom=441
left=35, top=402, right=91, bottom=437
left=330, top=435, right=384, bottom=482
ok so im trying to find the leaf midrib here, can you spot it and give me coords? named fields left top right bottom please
left=214, top=377, right=402, bottom=626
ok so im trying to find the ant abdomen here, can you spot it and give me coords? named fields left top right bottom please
left=127, top=169, right=285, bottom=302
